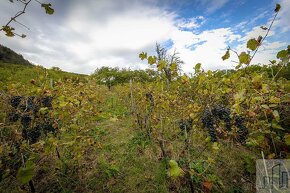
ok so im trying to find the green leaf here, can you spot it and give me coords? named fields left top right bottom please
left=222, top=49, right=230, bottom=60
left=139, top=52, right=147, bottom=60
left=157, top=60, right=166, bottom=70
left=285, top=134, right=290, bottom=146
left=212, top=142, right=219, bottom=150
left=2, top=26, right=15, bottom=37
left=269, top=96, right=280, bottom=104
left=168, top=160, right=184, bottom=178
left=17, top=162, right=35, bottom=184
left=261, top=104, right=269, bottom=109
left=41, top=3, right=54, bottom=15
left=247, top=39, right=259, bottom=51
left=276, top=50, right=287, bottom=59
left=148, top=56, right=157, bottom=65
left=195, top=63, right=201, bottom=73
left=275, top=4, right=281, bottom=12
left=271, top=120, right=284, bottom=130
left=170, top=62, right=177, bottom=71
left=272, top=110, right=280, bottom=121
left=239, top=52, right=250, bottom=64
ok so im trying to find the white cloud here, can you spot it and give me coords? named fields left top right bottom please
left=176, top=16, right=205, bottom=30
left=0, top=0, right=289, bottom=75
left=274, top=0, right=290, bottom=32
left=169, top=28, right=241, bottom=72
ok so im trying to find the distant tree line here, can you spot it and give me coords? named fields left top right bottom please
left=92, top=67, right=159, bottom=88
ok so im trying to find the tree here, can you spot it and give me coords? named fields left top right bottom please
left=139, top=43, right=183, bottom=90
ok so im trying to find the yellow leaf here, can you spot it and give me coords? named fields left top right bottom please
left=269, top=96, right=280, bottom=104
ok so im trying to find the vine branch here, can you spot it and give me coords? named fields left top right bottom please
left=247, top=10, right=280, bottom=66
left=0, top=0, right=32, bottom=31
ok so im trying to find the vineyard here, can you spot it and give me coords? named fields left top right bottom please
left=0, top=2, right=290, bottom=193
left=0, top=46, right=289, bottom=192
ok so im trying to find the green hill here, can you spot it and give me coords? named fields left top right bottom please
left=0, top=62, right=87, bottom=89
left=0, top=44, right=32, bottom=66
left=0, top=45, right=87, bottom=89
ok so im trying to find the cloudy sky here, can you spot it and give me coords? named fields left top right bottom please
left=0, top=0, right=289, bottom=74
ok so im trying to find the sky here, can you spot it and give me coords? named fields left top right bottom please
left=0, top=0, right=289, bottom=74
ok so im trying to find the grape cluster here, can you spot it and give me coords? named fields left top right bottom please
left=38, top=122, right=56, bottom=134
left=6, top=95, right=57, bottom=144
left=178, top=118, right=193, bottom=133
left=9, top=96, right=23, bottom=108
left=235, top=116, right=248, bottom=144
left=20, top=115, right=32, bottom=128
left=202, top=108, right=217, bottom=142
left=22, top=127, right=41, bottom=144
left=8, top=112, right=19, bottom=122
left=41, top=96, right=53, bottom=108
left=212, top=105, right=231, bottom=131
left=19, top=96, right=39, bottom=113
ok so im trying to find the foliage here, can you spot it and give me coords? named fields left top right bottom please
left=0, top=3, right=289, bottom=193
left=93, top=66, right=157, bottom=88
left=139, top=43, right=184, bottom=90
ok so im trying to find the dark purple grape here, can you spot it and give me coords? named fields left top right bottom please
left=41, top=96, right=53, bottom=108
left=202, top=108, right=217, bottom=142
left=21, top=115, right=32, bottom=128
left=212, top=105, right=232, bottom=131
left=9, top=96, right=22, bottom=108
left=235, top=116, right=248, bottom=143
left=8, top=112, right=19, bottom=122
left=27, top=129, right=41, bottom=144
left=178, top=118, right=193, bottom=132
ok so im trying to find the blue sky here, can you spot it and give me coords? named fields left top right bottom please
left=0, top=0, right=289, bottom=74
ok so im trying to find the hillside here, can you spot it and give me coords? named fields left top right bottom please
left=0, top=45, right=87, bottom=89
left=0, top=62, right=87, bottom=89
left=0, top=44, right=32, bottom=66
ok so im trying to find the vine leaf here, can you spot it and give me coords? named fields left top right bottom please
left=239, top=52, right=250, bottom=64
left=257, top=36, right=263, bottom=44
left=272, top=110, right=280, bottom=121
left=170, top=62, right=177, bottom=71
left=16, top=162, right=35, bottom=184
left=2, top=26, right=15, bottom=37
left=247, top=39, right=259, bottom=51
left=274, top=4, right=281, bottom=12
left=157, top=60, right=166, bottom=70
left=276, top=50, right=287, bottom=59
left=195, top=63, right=201, bottom=73
left=167, top=160, right=184, bottom=178
left=285, top=134, right=290, bottom=146
left=41, top=3, right=55, bottom=15
left=139, top=52, right=147, bottom=60
left=222, top=49, right=230, bottom=60
left=148, top=56, right=157, bottom=65
left=260, top=26, right=268, bottom=30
